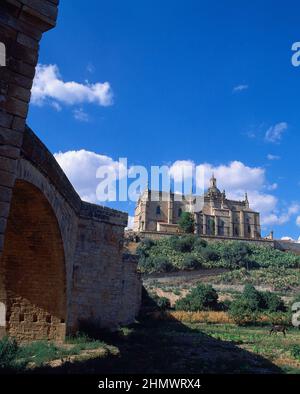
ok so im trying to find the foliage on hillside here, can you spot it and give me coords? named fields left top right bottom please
left=229, top=284, right=287, bottom=325
left=137, top=235, right=300, bottom=274
left=212, top=267, right=300, bottom=292
left=175, top=283, right=219, bottom=311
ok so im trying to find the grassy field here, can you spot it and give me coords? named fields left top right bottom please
left=1, top=318, right=299, bottom=374
left=1, top=263, right=299, bottom=374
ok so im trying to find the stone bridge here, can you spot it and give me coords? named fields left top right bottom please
left=0, top=0, right=141, bottom=341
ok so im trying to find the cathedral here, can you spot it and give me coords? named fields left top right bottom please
left=133, top=175, right=261, bottom=239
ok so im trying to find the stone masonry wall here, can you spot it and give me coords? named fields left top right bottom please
left=70, top=205, right=141, bottom=332
left=0, top=0, right=142, bottom=341
left=0, top=0, right=59, bottom=339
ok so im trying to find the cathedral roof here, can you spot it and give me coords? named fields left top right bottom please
left=204, top=174, right=222, bottom=197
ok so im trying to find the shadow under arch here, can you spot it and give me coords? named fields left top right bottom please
left=1, top=180, right=67, bottom=342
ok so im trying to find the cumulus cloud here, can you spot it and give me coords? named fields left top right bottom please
left=31, top=64, right=113, bottom=108
left=233, top=84, right=248, bottom=92
left=195, top=161, right=265, bottom=191
left=54, top=150, right=125, bottom=203
left=169, top=160, right=195, bottom=182
left=168, top=159, right=299, bottom=228
left=265, top=122, right=288, bottom=143
left=262, top=204, right=300, bottom=226
left=54, top=151, right=299, bottom=232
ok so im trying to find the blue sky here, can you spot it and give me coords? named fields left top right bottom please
left=28, top=0, right=300, bottom=239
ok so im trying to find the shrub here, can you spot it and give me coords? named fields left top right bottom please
left=200, top=247, right=220, bottom=262
left=0, top=337, right=19, bottom=370
left=260, top=291, right=286, bottom=312
left=170, top=235, right=195, bottom=253
left=175, top=283, right=218, bottom=311
left=222, top=242, right=251, bottom=269
left=194, top=238, right=208, bottom=249
left=229, top=298, right=258, bottom=326
left=290, top=344, right=300, bottom=360
left=218, top=299, right=232, bottom=312
left=151, top=256, right=174, bottom=273
left=243, top=284, right=264, bottom=311
left=178, top=212, right=195, bottom=234
left=229, top=284, right=286, bottom=325
left=181, top=254, right=202, bottom=270
left=136, top=238, right=156, bottom=258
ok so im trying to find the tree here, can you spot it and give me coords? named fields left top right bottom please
left=178, top=212, right=195, bottom=234
left=223, top=242, right=251, bottom=269
left=175, top=283, right=218, bottom=311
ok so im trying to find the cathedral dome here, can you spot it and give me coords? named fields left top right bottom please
left=205, top=174, right=222, bottom=197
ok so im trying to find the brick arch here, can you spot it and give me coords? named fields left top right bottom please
left=1, top=180, right=66, bottom=341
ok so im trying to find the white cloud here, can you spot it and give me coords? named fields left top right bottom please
left=262, top=203, right=300, bottom=226
left=169, top=160, right=195, bottom=182
left=196, top=161, right=265, bottom=191
left=296, top=216, right=300, bottom=227
left=281, top=236, right=294, bottom=241
left=169, top=159, right=299, bottom=228
left=31, top=64, right=113, bottom=108
left=54, top=151, right=299, bottom=232
left=265, top=122, right=288, bottom=143
left=50, top=101, right=62, bottom=112
left=73, top=108, right=90, bottom=122
left=233, top=84, right=248, bottom=92
left=54, top=150, right=125, bottom=203
left=267, top=154, right=280, bottom=161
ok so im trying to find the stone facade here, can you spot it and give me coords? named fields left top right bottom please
left=0, top=0, right=141, bottom=342
left=134, top=175, right=261, bottom=240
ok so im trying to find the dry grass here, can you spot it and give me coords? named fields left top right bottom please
left=149, top=310, right=233, bottom=324
left=148, top=310, right=292, bottom=326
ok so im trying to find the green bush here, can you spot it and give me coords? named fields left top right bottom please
left=260, top=291, right=286, bottom=312
left=175, top=283, right=218, bottom=311
left=0, top=337, right=19, bottom=370
left=243, top=284, right=264, bottom=310
left=181, top=254, right=202, bottom=270
left=229, top=298, right=258, bottom=326
left=290, top=344, right=300, bottom=360
left=170, top=235, right=195, bottom=253
left=153, top=256, right=174, bottom=273
left=200, top=247, right=220, bottom=262
left=222, top=242, right=252, bottom=269
left=194, top=238, right=208, bottom=249
left=137, top=236, right=300, bottom=274
left=178, top=212, right=195, bottom=234
left=229, top=284, right=286, bottom=325
left=136, top=238, right=156, bottom=258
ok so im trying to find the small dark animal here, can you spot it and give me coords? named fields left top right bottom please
left=269, top=324, right=287, bottom=337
